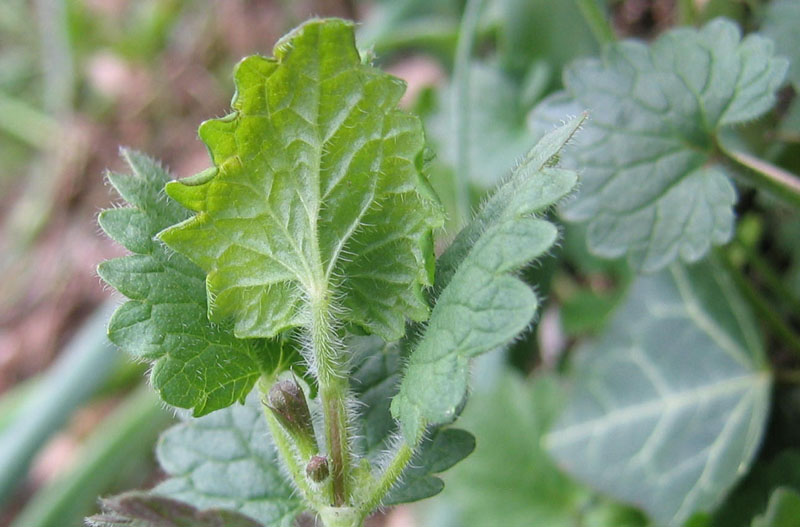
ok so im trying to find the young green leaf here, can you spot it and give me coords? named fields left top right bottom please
left=153, top=393, right=303, bottom=527
left=751, top=488, right=800, bottom=527
left=98, top=150, right=295, bottom=416
left=86, top=492, right=264, bottom=527
left=530, top=18, right=788, bottom=272
left=546, top=260, right=771, bottom=527
left=158, top=18, right=443, bottom=342
left=391, top=115, right=583, bottom=441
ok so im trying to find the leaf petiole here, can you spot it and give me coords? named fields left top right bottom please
left=360, top=441, right=415, bottom=514
left=721, top=144, right=800, bottom=209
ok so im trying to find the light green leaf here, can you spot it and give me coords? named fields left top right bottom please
left=439, top=372, right=646, bottom=527
left=153, top=392, right=303, bottom=527
left=762, top=0, right=800, bottom=90
left=349, top=335, right=475, bottom=504
left=158, top=19, right=443, bottom=342
left=530, top=18, right=788, bottom=272
left=86, top=492, right=264, bottom=527
left=546, top=260, right=772, bottom=527
left=391, top=116, right=583, bottom=441
left=751, top=488, right=800, bottom=527
left=98, top=150, right=294, bottom=416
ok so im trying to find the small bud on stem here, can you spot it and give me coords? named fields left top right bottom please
left=265, top=379, right=317, bottom=458
left=306, top=455, right=330, bottom=483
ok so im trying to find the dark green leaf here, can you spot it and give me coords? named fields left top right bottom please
left=98, top=150, right=294, bottom=416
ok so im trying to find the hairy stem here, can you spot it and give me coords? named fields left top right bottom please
left=452, top=0, right=484, bottom=226
left=575, top=0, right=616, bottom=45
left=361, top=442, right=414, bottom=513
left=310, top=294, right=351, bottom=507
left=722, top=146, right=800, bottom=209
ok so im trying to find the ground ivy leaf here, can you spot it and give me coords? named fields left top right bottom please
left=98, top=150, right=294, bottom=416
left=349, top=335, right=475, bottom=505
left=391, top=116, right=582, bottom=441
left=158, top=18, right=443, bottom=342
left=530, top=18, right=788, bottom=272
left=751, top=488, right=800, bottom=527
left=153, top=392, right=303, bottom=527
left=86, top=491, right=264, bottom=527
left=546, top=259, right=771, bottom=527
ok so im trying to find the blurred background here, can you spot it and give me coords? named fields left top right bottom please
left=0, top=1, right=779, bottom=526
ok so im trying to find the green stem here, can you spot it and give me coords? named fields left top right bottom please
left=575, top=0, right=615, bottom=45
left=452, top=0, right=484, bottom=226
left=720, top=250, right=800, bottom=359
left=721, top=146, right=800, bottom=209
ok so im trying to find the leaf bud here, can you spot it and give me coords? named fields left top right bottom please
left=306, top=455, right=330, bottom=483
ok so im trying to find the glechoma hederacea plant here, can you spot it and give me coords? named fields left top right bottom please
left=95, top=17, right=580, bottom=526
left=92, top=9, right=800, bottom=527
